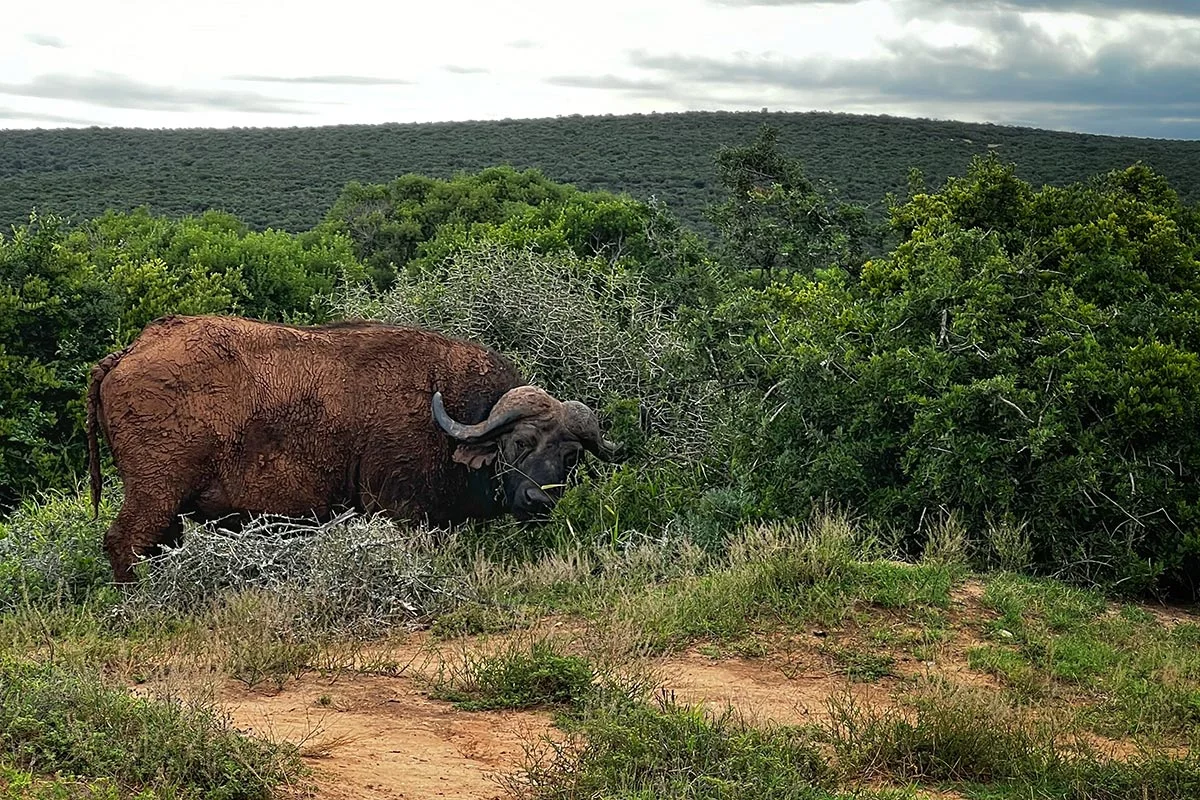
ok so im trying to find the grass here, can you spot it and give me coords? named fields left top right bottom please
left=824, top=680, right=1200, bottom=799
left=510, top=693, right=845, bottom=800
left=594, top=516, right=958, bottom=654
left=826, top=646, right=896, bottom=682
left=429, top=636, right=599, bottom=711
left=508, top=683, right=1200, bottom=800
left=826, top=681, right=1060, bottom=784
left=968, top=573, right=1200, bottom=740
left=3, top=490, right=1199, bottom=797
left=0, top=763, right=150, bottom=799
left=866, top=610, right=953, bottom=663
left=428, top=601, right=526, bottom=639
left=0, top=657, right=303, bottom=799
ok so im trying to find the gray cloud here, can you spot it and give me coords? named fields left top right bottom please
left=710, top=0, right=1200, bottom=15
left=0, top=73, right=306, bottom=113
left=507, top=38, right=539, bottom=49
left=25, top=33, right=66, bottom=48
left=547, top=74, right=671, bottom=93
left=229, top=74, right=413, bottom=85
left=443, top=65, right=490, bottom=74
left=0, top=105, right=97, bottom=125
left=626, top=11, right=1200, bottom=138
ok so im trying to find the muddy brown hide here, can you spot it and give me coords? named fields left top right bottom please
left=87, top=315, right=526, bottom=582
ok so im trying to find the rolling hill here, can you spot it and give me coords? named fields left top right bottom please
left=2, top=110, right=1198, bottom=234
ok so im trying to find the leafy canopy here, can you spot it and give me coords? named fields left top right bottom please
left=717, top=155, right=1200, bottom=596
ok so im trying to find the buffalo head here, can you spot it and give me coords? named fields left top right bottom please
left=432, top=386, right=619, bottom=519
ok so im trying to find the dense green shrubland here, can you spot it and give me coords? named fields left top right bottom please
left=715, top=155, right=1200, bottom=595
left=5, top=110, right=1200, bottom=236
left=2, top=124, right=1199, bottom=599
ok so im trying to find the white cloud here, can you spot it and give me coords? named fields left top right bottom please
left=0, top=0, right=1195, bottom=136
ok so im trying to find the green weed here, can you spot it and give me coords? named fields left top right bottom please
left=0, top=658, right=303, bottom=799
left=827, top=647, right=895, bottom=682
left=429, top=637, right=597, bottom=711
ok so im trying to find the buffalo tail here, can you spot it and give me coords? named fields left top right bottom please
left=86, top=350, right=124, bottom=519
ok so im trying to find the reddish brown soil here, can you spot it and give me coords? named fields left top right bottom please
left=223, top=673, right=551, bottom=800
left=198, top=581, right=1196, bottom=799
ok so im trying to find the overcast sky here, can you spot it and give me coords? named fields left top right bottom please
left=2, top=0, right=1197, bottom=138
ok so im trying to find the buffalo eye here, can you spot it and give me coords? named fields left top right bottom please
left=511, top=436, right=536, bottom=459
left=563, top=445, right=583, bottom=470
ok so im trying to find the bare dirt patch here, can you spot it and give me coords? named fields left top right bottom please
left=656, top=649, right=894, bottom=726
left=222, top=673, right=552, bottom=800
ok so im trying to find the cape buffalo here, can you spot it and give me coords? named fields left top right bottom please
left=86, top=315, right=618, bottom=581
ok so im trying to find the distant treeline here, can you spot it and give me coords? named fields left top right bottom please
left=3, top=110, right=1199, bottom=235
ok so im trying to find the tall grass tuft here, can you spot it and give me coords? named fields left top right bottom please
left=429, top=636, right=598, bottom=711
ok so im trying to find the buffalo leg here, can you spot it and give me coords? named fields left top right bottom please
left=104, top=490, right=183, bottom=582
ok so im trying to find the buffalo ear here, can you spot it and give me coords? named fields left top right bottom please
left=452, top=442, right=499, bottom=470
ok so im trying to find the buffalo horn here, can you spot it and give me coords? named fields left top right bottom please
left=432, top=390, right=535, bottom=443
left=562, top=400, right=622, bottom=460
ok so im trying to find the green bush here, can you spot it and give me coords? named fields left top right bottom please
left=65, top=208, right=364, bottom=327
left=0, top=214, right=121, bottom=505
left=320, top=164, right=729, bottom=308
left=549, top=464, right=702, bottom=545
left=709, top=124, right=868, bottom=286
left=0, top=489, right=115, bottom=610
left=320, top=166, right=575, bottom=286
left=716, top=156, right=1200, bottom=597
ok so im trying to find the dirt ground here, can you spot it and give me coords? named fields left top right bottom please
left=225, top=672, right=549, bottom=800
left=220, top=644, right=909, bottom=799
left=212, top=583, right=1198, bottom=799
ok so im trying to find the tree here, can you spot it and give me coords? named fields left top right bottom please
left=319, top=167, right=574, bottom=287
left=709, top=125, right=867, bottom=285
